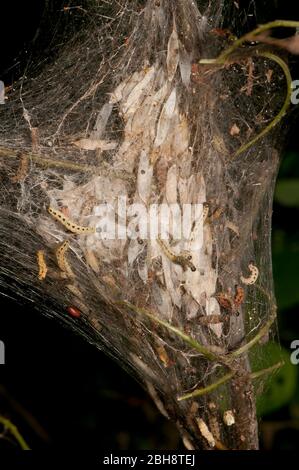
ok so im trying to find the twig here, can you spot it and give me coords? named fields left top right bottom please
left=200, top=20, right=299, bottom=65
left=0, top=384, right=49, bottom=442
left=177, top=361, right=282, bottom=401
left=199, top=21, right=296, bottom=158
left=250, top=361, right=283, bottom=380
left=229, top=314, right=276, bottom=358
left=177, top=371, right=235, bottom=401
left=117, top=301, right=225, bottom=363
left=0, top=415, right=30, bottom=450
left=232, top=52, right=292, bottom=158
left=0, top=146, right=96, bottom=173
left=119, top=301, right=276, bottom=369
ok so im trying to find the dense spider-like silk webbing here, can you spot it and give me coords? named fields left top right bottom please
left=0, top=0, right=285, bottom=449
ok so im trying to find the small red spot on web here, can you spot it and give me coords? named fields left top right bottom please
left=67, top=306, right=81, bottom=318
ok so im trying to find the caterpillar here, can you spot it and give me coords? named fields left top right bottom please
left=199, top=314, right=227, bottom=325
left=208, top=415, right=221, bottom=442
left=155, top=344, right=171, bottom=368
left=240, top=263, right=259, bottom=285
left=196, top=418, right=215, bottom=448
left=37, top=250, right=47, bottom=281
left=209, top=207, right=224, bottom=222
left=90, top=317, right=102, bottom=331
left=203, top=203, right=209, bottom=223
left=157, top=237, right=196, bottom=272
left=48, top=206, right=96, bottom=234
left=31, top=127, right=39, bottom=152
left=208, top=402, right=224, bottom=449
left=66, top=284, right=89, bottom=315
left=11, top=154, right=29, bottom=183
left=66, top=283, right=83, bottom=299
left=55, top=240, right=74, bottom=278
left=85, top=249, right=100, bottom=273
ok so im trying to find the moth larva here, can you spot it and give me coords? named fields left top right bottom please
left=90, top=317, right=102, bottom=331
left=199, top=314, right=226, bottom=325
left=196, top=418, right=215, bottom=448
left=85, top=249, right=100, bottom=273
left=203, top=203, right=209, bottom=223
left=209, top=207, right=224, bottom=221
left=55, top=240, right=74, bottom=278
left=240, top=263, right=259, bottom=285
left=157, top=237, right=196, bottom=272
left=37, top=250, right=47, bottom=281
left=66, top=284, right=89, bottom=314
left=66, top=283, right=83, bottom=299
left=31, top=127, right=39, bottom=152
left=155, top=344, right=171, bottom=368
left=208, top=402, right=221, bottom=442
left=48, top=206, right=96, bottom=234
left=209, top=415, right=221, bottom=442
left=11, top=154, right=29, bottom=183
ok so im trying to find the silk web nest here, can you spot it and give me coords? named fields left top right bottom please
left=0, top=0, right=286, bottom=449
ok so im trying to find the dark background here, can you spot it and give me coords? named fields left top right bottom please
left=0, top=0, right=299, bottom=450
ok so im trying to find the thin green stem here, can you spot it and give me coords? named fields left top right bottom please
left=0, top=416, right=31, bottom=450
left=232, top=52, right=292, bottom=158
left=229, top=314, right=276, bottom=358
left=117, top=300, right=224, bottom=363
left=200, top=20, right=299, bottom=65
left=178, top=361, right=282, bottom=401
left=199, top=21, right=295, bottom=158
left=177, top=371, right=235, bottom=401
left=250, top=361, right=283, bottom=380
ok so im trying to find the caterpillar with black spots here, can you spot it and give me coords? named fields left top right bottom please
left=240, top=263, right=259, bottom=285
left=48, top=206, right=96, bottom=234
left=157, top=237, right=196, bottom=272
left=55, top=240, right=74, bottom=278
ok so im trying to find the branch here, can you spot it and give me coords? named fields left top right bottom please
left=0, top=415, right=31, bottom=450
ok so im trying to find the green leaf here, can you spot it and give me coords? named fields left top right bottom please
left=279, top=151, right=299, bottom=178
left=273, top=251, right=299, bottom=310
left=275, top=179, right=299, bottom=207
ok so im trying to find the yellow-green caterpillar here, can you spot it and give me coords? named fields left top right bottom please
left=48, top=206, right=96, bottom=234
left=37, top=250, right=47, bottom=281
left=157, top=237, right=196, bottom=272
left=55, top=240, right=74, bottom=278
